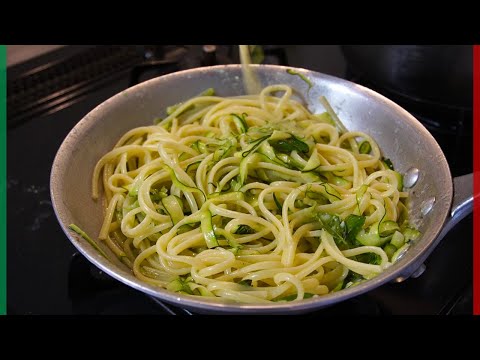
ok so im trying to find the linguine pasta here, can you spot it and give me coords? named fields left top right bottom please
left=91, top=83, right=420, bottom=303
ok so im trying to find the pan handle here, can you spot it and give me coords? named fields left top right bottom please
left=395, top=173, right=474, bottom=281
left=436, top=173, right=474, bottom=241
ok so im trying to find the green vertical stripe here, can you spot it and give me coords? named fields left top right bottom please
left=0, top=45, right=5, bottom=315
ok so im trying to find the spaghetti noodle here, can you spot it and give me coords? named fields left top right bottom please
left=91, top=83, right=420, bottom=303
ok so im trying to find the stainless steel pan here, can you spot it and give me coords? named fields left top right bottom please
left=50, top=65, right=474, bottom=314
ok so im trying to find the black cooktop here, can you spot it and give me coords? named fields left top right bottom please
left=6, top=45, right=473, bottom=315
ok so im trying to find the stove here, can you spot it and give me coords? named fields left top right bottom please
left=6, top=45, right=473, bottom=315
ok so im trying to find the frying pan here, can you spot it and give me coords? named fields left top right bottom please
left=50, top=65, right=474, bottom=314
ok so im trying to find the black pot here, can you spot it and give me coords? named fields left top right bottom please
left=341, top=45, right=472, bottom=110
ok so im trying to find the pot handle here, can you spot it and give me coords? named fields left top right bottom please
left=395, top=173, right=474, bottom=281
left=436, top=173, right=474, bottom=242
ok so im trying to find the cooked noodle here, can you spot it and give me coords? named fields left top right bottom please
left=92, top=83, right=418, bottom=303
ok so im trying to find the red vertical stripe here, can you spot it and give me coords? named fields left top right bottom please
left=474, top=45, right=480, bottom=315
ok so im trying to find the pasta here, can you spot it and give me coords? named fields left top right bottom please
left=91, top=83, right=420, bottom=303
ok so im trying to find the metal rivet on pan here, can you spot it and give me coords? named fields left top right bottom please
left=421, top=197, right=436, bottom=216
left=410, top=264, right=427, bottom=278
left=392, top=263, right=427, bottom=283
left=404, top=167, right=420, bottom=188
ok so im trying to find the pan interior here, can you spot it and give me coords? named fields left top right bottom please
left=50, top=65, right=453, bottom=313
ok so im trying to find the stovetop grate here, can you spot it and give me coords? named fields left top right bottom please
left=7, top=45, right=144, bottom=128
